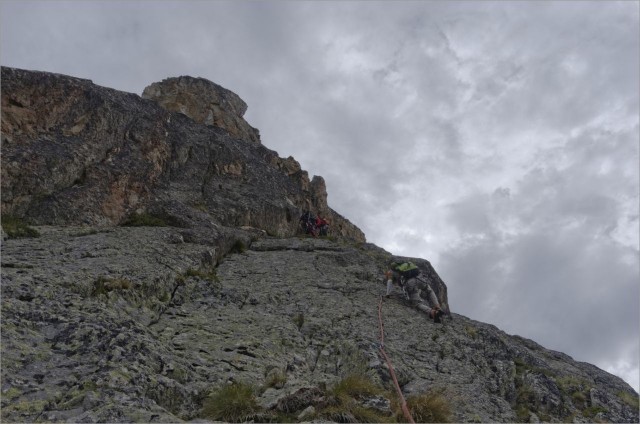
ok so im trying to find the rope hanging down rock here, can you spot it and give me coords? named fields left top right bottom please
left=377, top=296, right=415, bottom=424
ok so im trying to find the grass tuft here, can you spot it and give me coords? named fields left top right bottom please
left=91, top=276, right=132, bottom=297
left=265, top=369, right=287, bottom=389
left=331, top=374, right=384, bottom=400
left=583, top=405, right=607, bottom=418
left=404, top=391, right=452, bottom=423
left=317, top=374, right=393, bottom=423
left=292, top=312, right=304, bottom=330
left=202, top=382, right=260, bottom=422
left=184, top=268, right=219, bottom=283
left=465, top=326, right=478, bottom=339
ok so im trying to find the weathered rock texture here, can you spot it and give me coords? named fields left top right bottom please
left=1, top=229, right=637, bottom=423
left=142, top=76, right=261, bottom=144
left=1, top=68, right=638, bottom=423
left=1, top=67, right=364, bottom=242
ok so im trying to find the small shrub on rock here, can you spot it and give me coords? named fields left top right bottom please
left=202, top=382, right=260, bottom=422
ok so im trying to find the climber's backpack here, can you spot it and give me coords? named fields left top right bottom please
left=395, top=262, right=420, bottom=280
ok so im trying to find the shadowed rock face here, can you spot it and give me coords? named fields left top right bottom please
left=1, top=66, right=364, bottom=242
left=1, top=67, right=638, bottom=423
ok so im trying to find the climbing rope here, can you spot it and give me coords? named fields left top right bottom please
left=377, top=296, right=415, bottom=424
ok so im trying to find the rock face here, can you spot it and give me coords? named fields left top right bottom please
left=1, top=67, right=364, bottom=242
left=1, top=67, right=638, bottom=423
left=1, top=229, right=637, bottom=423
left=141, top=76, right=261, bottom=144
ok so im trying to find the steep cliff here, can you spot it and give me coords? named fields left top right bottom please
left=1, top=67, right=364, bottom=243
left=1, top=68, right=638, bottom=423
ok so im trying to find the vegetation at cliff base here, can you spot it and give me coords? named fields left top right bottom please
left=2, top=215, right=40, bottom=239
left=121, top=212, right=172, bottom=227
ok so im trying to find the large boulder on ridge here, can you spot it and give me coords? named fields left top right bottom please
left=142, top=75, right=261, bottom=144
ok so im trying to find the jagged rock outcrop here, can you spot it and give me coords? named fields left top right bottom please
left=1, top=228, right=637, bottom=423
left=141, top=76, right=261, bottom=144
left=0, top=67, right=364, bottom=242
left=1, top=67, right=638, bottom=423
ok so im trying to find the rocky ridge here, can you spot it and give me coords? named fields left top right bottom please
left=1, top=67, right=638, bottom=423
left=1, top=67, right=364, bottom=244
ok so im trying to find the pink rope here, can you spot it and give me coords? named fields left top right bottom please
left=378, top=296, right=415, bottom=424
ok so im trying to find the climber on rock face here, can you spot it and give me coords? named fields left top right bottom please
left=384, top=262, right=445, bottom=323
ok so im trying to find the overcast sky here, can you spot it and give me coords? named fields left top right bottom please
left=2, top=0, right=638, bottom=392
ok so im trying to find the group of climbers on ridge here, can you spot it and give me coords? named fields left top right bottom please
left=299, top=210, right=329, bottom=237
left=298, top=210, right=445, bottom=323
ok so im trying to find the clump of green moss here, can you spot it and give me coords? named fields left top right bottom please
left=1, top=215, right=40, bottom=238
left=583, top=405, right=607, bottom=418
left=514, top=357, right=529, bottom=374
left=617, top=390, right=639, bottom=409
left=464, top=325, right=478, bottom=339
left=229, top=239, right=247, bottom=254
left=201, top=382, right=260, bottom=422
left=514, top=388, right=535, bottom=422
left=556, top=375, right=592, bottom=410
left=292, top=312, right=304, bottom=330
left=71, top=228, right=100, bottom=237
left=122, top=212, right=175, bottom=227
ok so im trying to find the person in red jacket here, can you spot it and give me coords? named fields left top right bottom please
left=315, top=216, right=329, bottom=236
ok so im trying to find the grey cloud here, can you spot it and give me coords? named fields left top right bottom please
left=440, top=208, right=639, bottom=388
left=446, top=193, right=492, bottom=235
left=439, top=123, right=639, bottom=387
